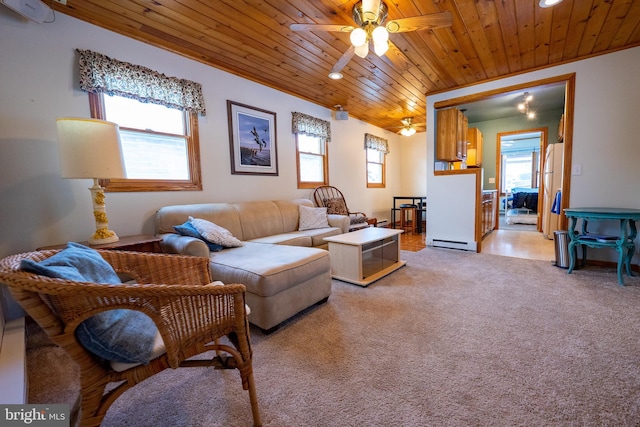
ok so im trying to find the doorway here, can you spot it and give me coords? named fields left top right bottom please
left=496, top=128, right=546, bottom=233
left=432, top=73, right=575, bottom=258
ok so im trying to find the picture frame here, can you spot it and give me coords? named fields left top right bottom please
left=227, top=100, right=278, bottom=175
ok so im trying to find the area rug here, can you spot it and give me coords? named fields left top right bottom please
left=27, top=248, right=640, bottom=426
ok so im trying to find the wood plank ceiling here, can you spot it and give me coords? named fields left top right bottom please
left=49, top=0, right=640, bottom=133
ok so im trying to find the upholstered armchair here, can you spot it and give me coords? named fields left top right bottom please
left=0, top=248, right=261, bottom=427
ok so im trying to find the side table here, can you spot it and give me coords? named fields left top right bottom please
left=564, top=208, right=640, bottom=285
left=38, top=234, right=163, bottom=253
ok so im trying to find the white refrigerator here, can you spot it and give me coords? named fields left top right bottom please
left=542, top=142, right=564, bottom=239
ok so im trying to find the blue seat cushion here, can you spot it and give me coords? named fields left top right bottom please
left=20, top=242, right=157, bottom=365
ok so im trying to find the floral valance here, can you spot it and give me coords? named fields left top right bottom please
left=291, top=112, right=332, bottom=142
left=77, top=49, right=206, bottom=116
left=364, top=133, right=389, bottom=154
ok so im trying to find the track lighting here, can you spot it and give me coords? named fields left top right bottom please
left=517, top=92, right=536, bottom=120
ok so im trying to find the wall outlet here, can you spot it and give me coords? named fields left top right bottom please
left=572, top=164, right=582, bottom=176
left=489, top=177, right=495, bottom=184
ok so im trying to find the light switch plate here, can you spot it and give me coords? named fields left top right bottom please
left=572, top=164, right=582, bottom=175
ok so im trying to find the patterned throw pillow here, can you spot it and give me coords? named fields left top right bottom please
left=324, top=197, right=348, bottom=215
left=174, top=221, right=224, bottom=252
left=350, top=215, right=367, bottom=224
left=189, top=217, right=244, bottom=248
left=298, top=205, right=330, bottom=231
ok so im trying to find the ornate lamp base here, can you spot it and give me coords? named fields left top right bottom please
left=87, top=179, right=120, bottom=246
left=88, top=232, right=120, bottom=246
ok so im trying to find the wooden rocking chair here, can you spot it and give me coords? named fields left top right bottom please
left=0, top=250, right=261, bottom=427
left=313, top=185, right=375, bottom=231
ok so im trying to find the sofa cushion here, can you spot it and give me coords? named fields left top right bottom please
left=190, top=217, right=243, bottom=248
left=296, top=227, right=344, bottom=247
left=156, top=203, right=244, bottom=240
left=249, top=233, right=312, bottom=247
left=232, top=201, right=285, bottom=241
left=298, top=205, right=329, bottom=231
left=209, top=242, right=329, bottom=298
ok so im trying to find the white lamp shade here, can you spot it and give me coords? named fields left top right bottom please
left=56, top=118, right=126, bottom=179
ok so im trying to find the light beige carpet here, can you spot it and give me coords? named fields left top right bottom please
left=27, top=248, right=640, bottom=426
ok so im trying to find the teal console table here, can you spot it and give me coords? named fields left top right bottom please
left=564, top=207, right=640, bottom=285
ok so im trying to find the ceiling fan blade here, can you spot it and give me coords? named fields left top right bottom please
left=331, top=45, right=356, bottom=74
left=389, top=123, right=426, bottom=129
left=290, top=24, right=354, bottom=32
left=386, top=11, right=453, bottom=33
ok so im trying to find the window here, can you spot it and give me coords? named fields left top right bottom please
left=296, top=133, right=328, bottom=189
left=501, top=151, right=539, bottom=193
left=90, top=93, right=202, bottom=192
left=364, top=133, right=389, bottom=188
left=366, top=148, right=385, bottom=188
left=77, top=49, right=205, bottom=192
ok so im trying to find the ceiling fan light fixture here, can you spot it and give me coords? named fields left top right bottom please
left=328, top=71, right=343, bottom=80
left=350, top=27, right=367, bottom=47
left=372, top=26, right=388, bottom=44
left=361, top=0, right=380, bottom=21
left=372, top=26, right=389, bottom=56
left=401, top=127, right=416, bottom=137
left=539, top=0, right=564, bottom=7
left=354, top=42, right=369, bottom=58
left=374, top=40, right=388, bottom=56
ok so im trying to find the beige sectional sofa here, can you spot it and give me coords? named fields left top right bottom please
left=155, top=199, right=349, bottom=332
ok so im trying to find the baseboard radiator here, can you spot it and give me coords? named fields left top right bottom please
left=427, top=238, right=477, bottom=252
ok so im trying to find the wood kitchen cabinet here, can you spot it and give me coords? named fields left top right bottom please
left=467, top=127, right=483, bottom=167
left=436, top=108, right=468, bottom=162
left=481, top=191, right=497, bottom=237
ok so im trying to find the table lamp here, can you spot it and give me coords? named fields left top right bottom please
left=56, top=118, right=126, bottom=245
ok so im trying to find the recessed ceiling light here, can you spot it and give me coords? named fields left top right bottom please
left=328, top=71, right=343, bottom=80
left=539, top=0, right=564, bottom=8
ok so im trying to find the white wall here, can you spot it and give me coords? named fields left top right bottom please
left=426, top=46, right=640, bottom=260
left=0, top=9, right=408, bottom=266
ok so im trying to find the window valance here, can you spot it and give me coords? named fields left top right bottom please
left=291, top=112, right=332, bottom=142
left=364, top=133, right=389, bottom=154
left=77, top=49, right=206, bottom=116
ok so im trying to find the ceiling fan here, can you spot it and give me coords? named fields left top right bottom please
left=393, top=117, right=425, bottom=136
left=290, top=0, right=453, bottom=79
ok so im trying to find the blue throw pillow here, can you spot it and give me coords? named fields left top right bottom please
left=20, top=242, right=158, bottom=365
left=174, top=221, right=224, bottom=252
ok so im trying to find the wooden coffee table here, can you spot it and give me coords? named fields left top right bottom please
left=323, top=227, right=406, bottom=286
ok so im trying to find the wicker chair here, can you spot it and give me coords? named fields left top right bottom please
left=312, top=185, right=375, bottom=231
left=0, top=250, right=261, bottom=427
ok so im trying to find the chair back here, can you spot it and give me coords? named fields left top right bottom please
left=0, top=250, right=98, bottom=366
left=313, top=185, right=350, bottom=214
